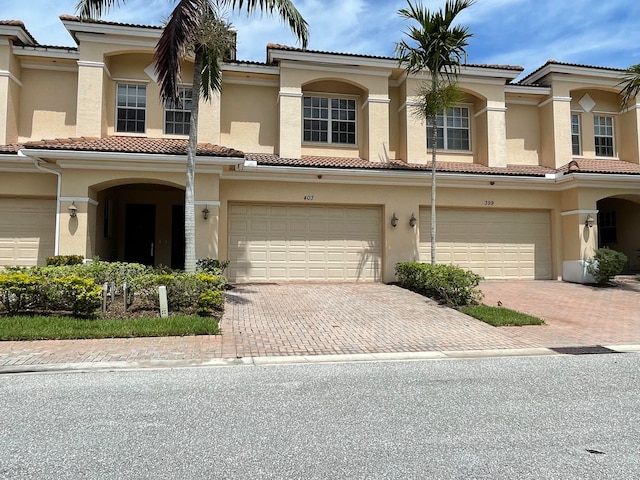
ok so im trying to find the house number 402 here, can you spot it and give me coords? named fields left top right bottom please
left=304, top=195, right=314, bottom=201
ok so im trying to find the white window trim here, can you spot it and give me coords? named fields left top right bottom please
left=116, top=83, right=147, bottom=134
left=571, top=113, right=582, bottom=156
left=302, top=94, right=358, bottom=146
left=427, top=106, right=472, bottom=152
left=593, top=115, right=615, bottom=158
left=164, top=87, right=192, bottom=136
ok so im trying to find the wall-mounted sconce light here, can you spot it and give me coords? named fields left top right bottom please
left=68, top=201, right=77, bottom=218
left=409, top=213, right=417, bottom=227
left=390, top=213, right=398, bottom=228
left=585, top=214, right=595, bottom=228
left=202, top=206, right=210, bottom=220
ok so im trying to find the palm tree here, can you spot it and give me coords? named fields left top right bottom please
left=396, top=0, right=473, bottom=265
left=619, top=64, right=640, bottom=109
left=77, top=0, right=309, bottom=272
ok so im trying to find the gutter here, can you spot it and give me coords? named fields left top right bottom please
left=17, top=150, right=61, bottom=256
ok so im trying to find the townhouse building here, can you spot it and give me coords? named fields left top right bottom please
left=1, top=15, right=639, bottom=283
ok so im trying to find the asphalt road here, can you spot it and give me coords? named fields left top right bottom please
left=1, top=354, right=639, bottom=479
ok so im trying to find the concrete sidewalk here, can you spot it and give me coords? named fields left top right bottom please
left=0, top=281, right=638, bottom=373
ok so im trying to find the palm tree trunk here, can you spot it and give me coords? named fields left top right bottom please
left=184, top=49, right=203, bottom=273
left=430, top=72, right=438, bottom=266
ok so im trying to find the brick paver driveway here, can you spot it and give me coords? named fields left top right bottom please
left=223, top=283, right=529, bottom=357
left=0, top=283, right=529, bottom=369
left=1, top=280, right=639, bottom=370
left=480, top=279, right=640, bottom=347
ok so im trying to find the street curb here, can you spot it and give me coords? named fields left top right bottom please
left=0, top=345, right=611, bottom=374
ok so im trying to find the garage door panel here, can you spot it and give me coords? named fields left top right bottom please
left=228, top=203, right=381, bottom=282
left=419, top=208, right=551, bottom=280
left=0, top=199, right=55, bottom=267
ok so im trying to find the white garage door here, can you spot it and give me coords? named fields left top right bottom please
left=419, top=208, right=552, bottom=279
left=228, top=203, right=382, bottom=282
left=0, top=198, right=56, bottom=267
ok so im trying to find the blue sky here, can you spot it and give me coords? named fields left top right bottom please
left=4, top=0, right=640, bottom=77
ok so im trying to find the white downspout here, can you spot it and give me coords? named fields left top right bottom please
left=18, top=150, right=61, bottom=256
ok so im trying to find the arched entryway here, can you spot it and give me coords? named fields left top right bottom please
left=596, top=196, right=640, bottom=273
left=94, top=183, right=185, bottom=268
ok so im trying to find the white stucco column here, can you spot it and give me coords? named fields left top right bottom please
left=278, top=88, right=302, bottom=159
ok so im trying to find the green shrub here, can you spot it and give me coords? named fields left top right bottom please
left=0, top=272, right=41, bottom=314
left=46, top=255, right=84, bottom=266
left=0, top=271, right=101, bottom=316
left=587, top=247, right=628, bottom=285
left=44, top=276, right=103, bottom=316
left=130, top=272, right=226, bottom=314
left=395, top=262, right=483, bottom=307
left=197, top=258, right=230, bottom=275
left=197, top=290, right=225, bottom=316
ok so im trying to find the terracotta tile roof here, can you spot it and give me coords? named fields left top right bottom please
left=59, top=14, right=162, bottom=31
left=246, top=153, right=554, bottom=177
left=558, top=158, right=640, bottom=175
left=0, top=143, right=23, bottom=154
left=23, top=136, right=244, bottom=157
left=0, top=19, right=38, bottom=45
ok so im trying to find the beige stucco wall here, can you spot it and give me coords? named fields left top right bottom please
left=506, top=103, right=540, bottom=165
left=19, top=69, right=77, bottom=142
left=1, top=171, right=57, bottom=197
left=220, top=83, right=278, bottom=153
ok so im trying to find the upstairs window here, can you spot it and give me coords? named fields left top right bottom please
left=594, top=115, right=614, bottom=157
left=571, top=114, right=581, bottom=156
left=427, top=107, right=470, bottom=151
left=303, top=96, right=356, bottom=145
left=165, top=88, right=192, bottom=135
left=116, top=84, right=146, bottom=133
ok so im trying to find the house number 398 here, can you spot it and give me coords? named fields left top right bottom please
left=304, top=195, right=314, bottom=201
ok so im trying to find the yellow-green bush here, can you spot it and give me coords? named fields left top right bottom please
left=0, top=271, right=101, bottom=316
left=395, top=262, right=483, bottom=307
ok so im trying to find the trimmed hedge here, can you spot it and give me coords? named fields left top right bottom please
left=129, top=272, right=227, bottom=316
left=1, top=261, right=228, bottom=318
left=395, top=262, right=483, bottom=307
left=587, top=247, right=628, bottom=285
left=46, top=255, right=84, bottom=266
left=0, top=271, right=101, bottom=316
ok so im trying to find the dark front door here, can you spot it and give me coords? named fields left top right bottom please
left=124, top=203, right=156, bottom=265
left=171, top=204, right=185, bottom=270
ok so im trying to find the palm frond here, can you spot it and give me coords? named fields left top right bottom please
left=155, top=0, right=205, bottom=103
left=75, top=0, right=126, bottom=19
left=396, top=0, right=474, bottom=79
left=412, top=81, right=464, bottom=122
left=224, top=0, right=309, bottom=48
left=619, top=64, right=640, bottom=109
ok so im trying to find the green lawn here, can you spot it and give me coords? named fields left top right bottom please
left=461, top=305, right=545, bottom=327
left=0, top=315, right=220, bottom=341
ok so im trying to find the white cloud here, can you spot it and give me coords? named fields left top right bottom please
left=2, top=0, right=639, bottom=73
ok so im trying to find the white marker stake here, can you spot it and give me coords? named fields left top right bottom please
left=158, top=286, right=169, bottom=318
